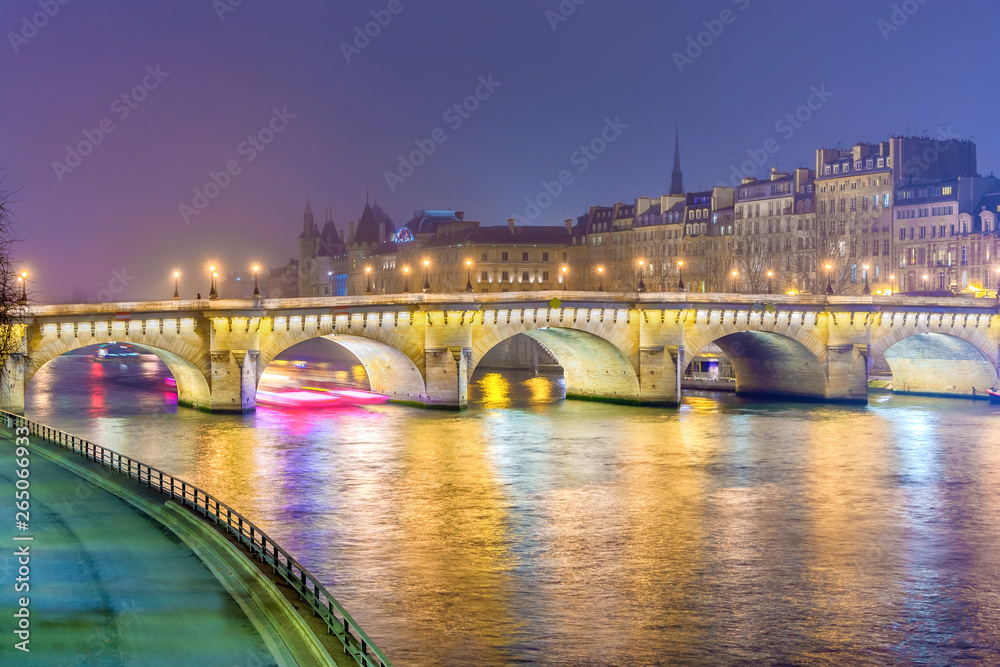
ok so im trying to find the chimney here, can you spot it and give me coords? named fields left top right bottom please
left=379, top=222, right=385, bottom=244
left=456, top=211, right=465, bottom=221
left=507, top=217, right=516, bottom=234
left=349, top=221, right=355, bottom=241
left=565, top=218, right=573, bottom=234
left=339, top=229, right=346, bottom=244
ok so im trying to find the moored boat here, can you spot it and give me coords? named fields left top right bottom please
left=988, top=388, right=1000, bottom=404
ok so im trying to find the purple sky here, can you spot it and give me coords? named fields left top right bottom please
left=2, top=0, right=997, bottom=302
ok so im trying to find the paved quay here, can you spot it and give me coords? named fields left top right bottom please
left=0, top=428, right=349, bottom=666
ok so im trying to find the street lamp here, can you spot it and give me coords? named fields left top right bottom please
left=209, top=265, right=218, bottom=299
left=597, top=265, right=604, bottom=292
left=825, top=263, right=834, bottom=295
left=422, top=259, right=430, bottom=293
left=862, top=264, right=871, bottom=296
left=173, top=270, right=180, bottom=300
left=365, top=266, right=373, bottom=295
left=252, top=265, right=260, bottom=297
left=465, top=259, right=473, bottom=292
left=402, top=266, right=410, bottom=293
left=637, top=259, right=646, bottom=292
left=889, top=274, right=896, bottom=295
left=677, top=260, right=685, bottom=292
left=731, top=269, right=739, bottom=293
left=767, top=270, right=773, bottom=295
left=561, top=265, right=568, bottom=290
left=922, top=273, right=928, bottom=292
left=17, top=270, right=27, bottom=305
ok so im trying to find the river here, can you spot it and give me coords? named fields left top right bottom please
left=25, top=353, right=1000, bottom=665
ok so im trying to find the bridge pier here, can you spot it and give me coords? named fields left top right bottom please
left=209, top=350, right=259, bottom=413
left=424, top=347, right=470, bottom=410
left=824, top=344, right=869, bottom=403
left=1, top=354, right=26, bottom=414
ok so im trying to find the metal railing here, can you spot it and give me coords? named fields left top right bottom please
left=2, top=410, right=392, bottom=667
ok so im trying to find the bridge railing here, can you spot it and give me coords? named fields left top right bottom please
left=1, top=410, right=392, bottom=667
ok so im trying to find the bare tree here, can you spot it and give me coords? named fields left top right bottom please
left=734, top=235, right=780, bottom=294
left=0, top=184, right=26, bottom=373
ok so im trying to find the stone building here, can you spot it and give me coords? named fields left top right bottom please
left=893, top=178, right=1000, bottom=292
left=733, top=167, right=816, bottom=293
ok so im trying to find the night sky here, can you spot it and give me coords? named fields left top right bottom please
left=2, top=0, right=997, bottom=302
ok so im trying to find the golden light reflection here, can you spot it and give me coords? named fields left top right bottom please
left=477, top=373, right=511, bottom=410
left=522, top=375, right=552, bottom=403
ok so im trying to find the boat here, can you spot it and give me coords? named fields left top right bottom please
left=255, top=389, right=343, bottom=409
left=988, top=388, right=1000, bottom=404
left=302, top=386, right=390, bottom=405
left=93, top=343, right=140, bottom=361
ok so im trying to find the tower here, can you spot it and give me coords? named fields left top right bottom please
left=670, top=128, right=684, bottom=196
left=297, top=201, right=320, bottom=296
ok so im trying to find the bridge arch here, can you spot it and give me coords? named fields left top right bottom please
left=470, top=326, right=640, bottom=403
left=257, top=333, right=427, bottom=404
left=24, top=340, right=212, bottom=411
left=684, top=319, right=830, bottom=400
left=871, top=329, right=999, bottom=397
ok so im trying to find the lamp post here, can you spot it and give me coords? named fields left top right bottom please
left=209, top=265, right=218, bottom=300
left=825, top=263, right=834, bottom=295
left=731, top=269, right=738, bottom=294
left=365, top=266, right=373, bottom=295
left=402, top=266, right=410, bottom=293
left=17, top=271, right=27, bottom=305
left=637, top=259, right=646, bottom=292
left=173, top=271, right=180, bottom=300
left=767, top=270, right=773, bottom=295
left=561, top=265, right=568, bottom=290
left=465, top=259, right=473, bottom=292
left=922, top=273, right=928, bottom=292
left=597, top=265, right=604, bottom=292
left=889, top=274, right=896, bottom=295
left=252, top=265, right=260, bottom=298
left=677, top=260, right=685, bottom=292
left=862, top=264, right=871, bottom=296
left=422, top=259, right=430, bottom=293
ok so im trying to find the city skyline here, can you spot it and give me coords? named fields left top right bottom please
left=3, top=0, right=999, bottom=302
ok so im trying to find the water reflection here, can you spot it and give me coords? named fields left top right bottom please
left=23, top=357, right=1000, bottom=665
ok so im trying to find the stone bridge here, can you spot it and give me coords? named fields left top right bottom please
left=3, top=292, right=998, bottom=413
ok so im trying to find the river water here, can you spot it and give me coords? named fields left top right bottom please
left=25, top=354, right=1000, bottom=665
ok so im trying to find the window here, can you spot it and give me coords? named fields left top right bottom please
left=522, top=252, right=529, bottom=261
left=883, top=194, right=891, bottom=208
left=919, top=248, right=926, bottom=265
left=851, top=197, right=857, bottom=211
left=942, top=186, right=953, bottom=196
left=562, top=252, right=568, bottom=261
left=481, top=252, right=488, bottom=261
left=481, top=271, right=488, bottom=280
left=919, top=227, right=926, bottom=239
left=542, top=252, right=549, bottom=261
left=873, top=239, right=879, bottom=256
left=899, top=228, right=906, bottom=241
left=522, top=271, right=529, bottom=281
left=542, top=271, right=549, bottom=281
left=501, top=270, right=509, bottom=281
left=501, top=252, right=509, bottom=261
left=883, top=239, right=889, bottom=255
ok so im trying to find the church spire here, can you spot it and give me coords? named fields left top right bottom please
left=302, top=200, right=315, bottom=236
left=670, top=127, right=684, bottom=196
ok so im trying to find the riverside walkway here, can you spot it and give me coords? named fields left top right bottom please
left=0, top=428, right=354, bottom=666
